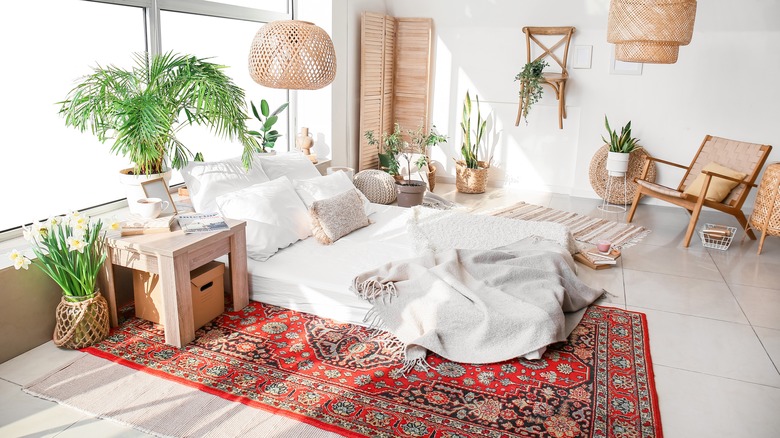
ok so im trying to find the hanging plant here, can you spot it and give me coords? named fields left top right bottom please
left=514, top=59, right=548, bottom=124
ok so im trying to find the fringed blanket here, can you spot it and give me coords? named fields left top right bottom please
left=352, top=237, right=604, bottom=371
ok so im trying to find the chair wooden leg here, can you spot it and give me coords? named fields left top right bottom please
left=626, top=190, right=643, bottom=223
left=560, top=82, right=567, bottom=119
left=684, top=202, right=704, bottom=247
left=734, top=210, right=756, bottom=240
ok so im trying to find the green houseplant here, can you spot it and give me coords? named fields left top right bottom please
left=10, top=213, right=120, bottom=348
left=602, top=115, right=641, bottom=176
left=515, top=59, right=548, bottom=125
left=408, top=125, right=447, bottom=192
left=59, top=52, right=259, bottom=174
left=365, top=124, right=404, bottom=178
left=249, top=99, right=289, bottom=153
left=456, top=91, right=491, bottom=194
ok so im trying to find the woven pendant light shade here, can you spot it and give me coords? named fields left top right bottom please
left=607, top=0, right=697, bottom=64
left=249, top=20, right=336, bottom=90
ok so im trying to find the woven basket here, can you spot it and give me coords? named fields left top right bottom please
left=455, top=161, right=489, bottom=194
left=749, top=162, right=780, bottom=238
left=53, top=291, right=109, bottom=349
left=248, top=20, right=337, bottom=90
left=589, top=145, right=657, bottom=205
left=607, top=0, right=697, bottom=64
left=427, top=164, right=437, bottom=192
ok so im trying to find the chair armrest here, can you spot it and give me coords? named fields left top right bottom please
left=645, top=156, right=689, bottom=170
left=702, top=170, right=758, bottom=188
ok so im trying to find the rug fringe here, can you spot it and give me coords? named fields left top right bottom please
left=613, top=228, right=652, bottom=250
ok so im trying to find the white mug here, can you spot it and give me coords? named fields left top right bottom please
left=136, top=198, right=169, bottom=219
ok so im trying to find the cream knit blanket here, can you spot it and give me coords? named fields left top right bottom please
left=352, top=237, right=603, bottom=371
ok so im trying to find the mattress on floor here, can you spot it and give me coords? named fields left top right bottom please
left=246, top=204, right=416, bottom=326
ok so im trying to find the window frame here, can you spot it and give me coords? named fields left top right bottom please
left=0, top=0, right=294, bottom=240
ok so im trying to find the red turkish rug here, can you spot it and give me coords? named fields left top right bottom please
left=85, top=303, right=662, bottom=438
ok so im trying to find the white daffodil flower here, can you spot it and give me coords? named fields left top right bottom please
left=70, top=215, right=88, bottom=231
left=109, top=217, right=121, bottom=231
left=9, top=249, right=22, bottom=261
left=67, top=236, right=86, bottom=253
left=13, top=255, right=31, bottom=270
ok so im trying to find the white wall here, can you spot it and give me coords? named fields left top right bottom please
left=327, top=0, right=780, bottom=199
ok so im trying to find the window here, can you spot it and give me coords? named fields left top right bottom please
left=0, top=0, right=292, bottom=235
left=160, top=11, right=290, bottom=185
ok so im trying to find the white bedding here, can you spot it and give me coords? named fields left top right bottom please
left=246, top=204, right=415, bottom=326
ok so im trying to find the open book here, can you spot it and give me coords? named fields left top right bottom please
left=177, top=213, right=229, bottom=234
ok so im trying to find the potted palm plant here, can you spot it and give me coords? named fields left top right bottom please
left=58, top=52, right=259, bottom=212
left=456, top=91, right=492, bottom=194
left=10, top=213, right=120, bottom=349
left=515, top=59, right=548, bottom=125
left=602, top=115, right=641, bottom=176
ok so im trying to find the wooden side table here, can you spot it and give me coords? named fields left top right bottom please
left=104, top=219, right=248, bottom=347
left=749, top=162, right=780, bottom=254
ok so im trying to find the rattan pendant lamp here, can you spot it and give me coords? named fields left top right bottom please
left=248, top=20, right=336, bottom=90
left=607, top=0, right=697, bottom=64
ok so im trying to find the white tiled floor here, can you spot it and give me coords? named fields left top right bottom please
left=2, top=183, right=779, bottom=437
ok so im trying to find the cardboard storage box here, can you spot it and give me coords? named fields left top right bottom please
left=133, top=261, right=225, bottom=330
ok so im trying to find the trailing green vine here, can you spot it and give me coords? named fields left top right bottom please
left=515, top=59, right=548, bottom=125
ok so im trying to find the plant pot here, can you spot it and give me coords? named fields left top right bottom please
left=256, top=150, right=277, bottom=156
left=427, top=164, right=437, bottom=192
left=606, top=151, right=630, bottom=177
left=53, top=290, right=110, bottom=349
left=455, top=160, right=490, bottom=194
left=119, top=168, right=173, bottom=215
left=396, top=180, right=427, bottom=208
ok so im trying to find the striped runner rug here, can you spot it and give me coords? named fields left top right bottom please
left=490, top=201, right=651, bottom=249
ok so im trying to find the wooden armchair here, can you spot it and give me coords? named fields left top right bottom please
left=627, top=135, right=772, bottom=247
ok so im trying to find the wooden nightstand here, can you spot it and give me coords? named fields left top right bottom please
left=104, top=219, right=248, bottom=347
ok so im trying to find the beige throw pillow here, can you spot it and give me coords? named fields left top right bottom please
left=683, top=162, right=747, bottom=202
left=310, top=190, right=371, bottom=244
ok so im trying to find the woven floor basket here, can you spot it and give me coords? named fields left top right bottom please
left=749, top=163, right=780, bottom=238
left=455, top=161, right=489, bottom=194
left=607, top=0, right=697, bottom=64
left=53, top=291, right=110, bottom=349
left=589, top=145, right=657, bottom=205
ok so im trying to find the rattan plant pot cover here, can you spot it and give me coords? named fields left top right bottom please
left=455, top=160, right=489, bottom=194
left=427, top=164, right=437, bottom=192
left=53, top=290, right=110, bottom=349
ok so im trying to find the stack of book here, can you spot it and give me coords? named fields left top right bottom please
left=573, top=246, right=622, bottom=270
left=120, top=215, right=176, bottom=236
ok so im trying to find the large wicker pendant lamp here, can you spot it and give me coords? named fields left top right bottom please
left=248, top=20, right=336, bottom=90
left=607, top=0, right=697, bottom=64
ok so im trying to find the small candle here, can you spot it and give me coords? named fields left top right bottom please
left=597, top=241, right=612, bottom=253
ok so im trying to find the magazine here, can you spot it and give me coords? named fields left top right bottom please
left=177, top=213, right=229, bottom=234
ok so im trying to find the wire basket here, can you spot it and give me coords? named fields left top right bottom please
left=699, top=224, right=737, bottom=250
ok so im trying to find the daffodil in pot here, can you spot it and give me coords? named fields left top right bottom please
left=58, top=52, right=260, bottom=214
left=602, top=115, right=641, bottom=177
left=456, top=91, right=492, bottom=194
left=10, top=213, right=121, bottom=349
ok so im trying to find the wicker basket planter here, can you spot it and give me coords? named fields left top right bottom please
left=427, top=164, right=437, bottom=192
left=53, top=290, right=110, bottom=349
left=455, top=160, right=490, bottom=194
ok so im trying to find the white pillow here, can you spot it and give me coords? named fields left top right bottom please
left=215, top=177, right=311, bottom=261
left=181, top=156, right=270, bottom=213
left=293, top=171, right=375, bottom=216
left=257, top=151, right=321, bottom=181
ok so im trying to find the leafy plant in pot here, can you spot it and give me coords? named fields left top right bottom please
left=249, top=99, right=289, bottom=155
left=10, top=213, right=120, bottom=349
left=456, top=91, right=492, bottom=194
left=58, top=52, right=259, bottom=213
left=365, top=124, right=404, bottom=180
left=515, top=59, right=548, bottom=125
left=602, top=115, right=641, bottom=177
left=408, top=125, right=448, bottom=192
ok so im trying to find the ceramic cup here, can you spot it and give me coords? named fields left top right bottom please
left=136, top=198, right=169, bottom=219
left=597, top=240, right=612, bottom=254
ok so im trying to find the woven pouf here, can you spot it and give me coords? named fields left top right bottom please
left=354, top=170, right=397, bottom=204
left=589, top=145, right=657, bottom=205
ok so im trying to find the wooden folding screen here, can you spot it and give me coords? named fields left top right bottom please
left=358, top=13, right=432, bottom=171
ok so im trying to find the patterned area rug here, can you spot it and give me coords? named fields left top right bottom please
left=490, top=202, right=651, bottom=249
left=79, top=302, right=662, bottom=438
